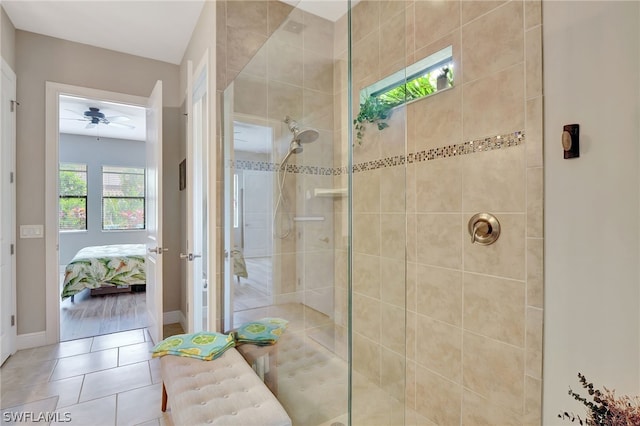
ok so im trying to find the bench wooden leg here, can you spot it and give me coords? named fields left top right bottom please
left=161, top=382, right=168, bottom=412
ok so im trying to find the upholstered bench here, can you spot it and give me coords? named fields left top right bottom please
left=160, top=347, right=292, bottom=426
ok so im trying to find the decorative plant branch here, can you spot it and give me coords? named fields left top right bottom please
left=559, top=373, right=640, bottom=425
left=353, top=96, right=393, bottom=145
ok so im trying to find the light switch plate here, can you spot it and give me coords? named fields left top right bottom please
left=20, top=225, right=44, bottom=239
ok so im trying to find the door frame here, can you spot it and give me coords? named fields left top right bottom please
left=1, top=57, right=17, bottom=362
left=44, top=82, right=149, bottom=345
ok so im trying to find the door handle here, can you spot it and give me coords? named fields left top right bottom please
left=148, top=247, right=169, bottom=254
left=180, top=253, right=202, bottom=261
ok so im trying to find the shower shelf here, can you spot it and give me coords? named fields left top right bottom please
left=313, top=188, right=347, bottom=198
left=293, top=216, right=325, bottom=222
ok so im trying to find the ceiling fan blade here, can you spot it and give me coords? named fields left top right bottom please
left=108, top=121, right=136, bottom=129
left=61, top=118, right=88, bottom=122
left=106, top=115, right=131, bottom=123
left=64, top=109, right=87, bottom=119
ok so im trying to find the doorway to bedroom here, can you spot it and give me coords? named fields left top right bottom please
left=57, top=93, right=148, bottom=342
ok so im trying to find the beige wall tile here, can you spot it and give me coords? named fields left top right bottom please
left=462, top=1, right=523, bottom=83
left=525, top=26, right=543, bottom=99
left=464, top=213, right=526, bottom=280
left=351, top=0, right=381, bottom=44
left=524, top=375, right=542, bottom=425
left=526, top=96, right=543, bottom=167
left=381, top=347, right=406, bottom=397
left=406, top=213, right=417, bottom=263
left=379, top=105, right=406, bottom=159
left=381, top=303, right=406, bottom=354
left=461, top=0, right=507, bottom=24
left=463, top=272, right=526, bottom=347
left=414, top=0, right=460, bottom=51
left=463, top=332, right=525, bottom=412
left=380, top=166, right=406, bottom=214
left=406, top=261, right=417, bottom=314
left=354, top=169, right=380, bottom=213
left=416, top=315, right=462, bottom=382
left=405, top=2, right=416, bottom=72
left=406, top=309, right=417, bottom=361
left=353, top=129, right=382, bottom=164
left=380, top=11, right=407, bottom=70
left=303, top=50, right=334, bottom=93
left=353, top=253, right=381, bottom=299
left=527, top=237, right=544, bottom=308
left=227, top=0, right=268, bottom=35
left=412, top=86, right=462, bottom=152
left=242, top=45, right=267, bottom=78
left=381, top=257, right=406, bottom=307
left=353, top=213, right=380, bottom=256
left=463, top=63, right=525, bottom=141
left=303, top=12, right=334, bottom=57
left=463, top=145, right=526, bottom=213
left=269, top=7, right=304, bottom=48
left=226, top=27, right=267, bottom=74
left=303, top=89, right=334, bottom=131
left=233, top=74, right=267, bottom=121
left=216, top=42, right=227, bottom=91
left=526, top=307, right=543, bottom=379
left=406, top=163, right=416, bottom=214
left=462, top=390, right=522, bottom=425
left=416, top=213, right=463, bottom=270
left=353, top=332, right=381, bottom=383
left=406, top=360, right=417, bottom=410
left=416, top=264, right=463, bottom=326
left=268, top=39, right=303, bottom=86
left=415, top=28, right=462, bottom=86
left=381, top=214, right=406, bottom=260
left=416, top=156, right=463, bottom=213
left=353, top=29, right=380, bottom=91
left=524, top=0, right=542, bottom=29
left=527, top=167, right=544, bottom=237
left=266, top=80, right=303, bottom=121
left=353, top=293, right=381, bottom=342
left=217, top=1, right=227, bottom=45
left=415, top=366, right=462, bottom=425
left=268, top=0, right=294, bottom=36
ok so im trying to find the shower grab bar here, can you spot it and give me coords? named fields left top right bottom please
left=293, top=216, right=325, bottom=222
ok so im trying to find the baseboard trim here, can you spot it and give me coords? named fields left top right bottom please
left=17, top=331, right=47, bottom=350
left=163, top=310, right=182, bottom=325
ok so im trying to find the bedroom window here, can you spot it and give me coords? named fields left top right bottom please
left=102, top=166, right=145, bottom=230
left=59, top=163, right=88, bottom=231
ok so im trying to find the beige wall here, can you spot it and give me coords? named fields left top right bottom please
left=543, top=1, right=640, bottom=423
left=1, top=7, right=16, bottom=69
left=348, top=0, right=543, bottom=424
left=14, top=30, right=181, bottom=334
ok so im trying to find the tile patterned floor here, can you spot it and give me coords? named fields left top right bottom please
left=0, top=328, right=174, bottom=426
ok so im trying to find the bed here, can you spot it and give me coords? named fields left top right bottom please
left=61, top=244, right=146, bottom=302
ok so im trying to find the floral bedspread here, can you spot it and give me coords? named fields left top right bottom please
left=61, top=244, right=146, bottom=300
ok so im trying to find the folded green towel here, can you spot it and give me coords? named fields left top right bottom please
left=151, top=331, right=235, bottom=361
left=235, top=317, right=288, bottom=346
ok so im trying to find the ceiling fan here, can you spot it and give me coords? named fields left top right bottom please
left=63, top=106, right=135, bottom=129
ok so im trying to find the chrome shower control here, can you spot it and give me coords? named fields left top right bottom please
left=468, top=213, right=500, bottom=245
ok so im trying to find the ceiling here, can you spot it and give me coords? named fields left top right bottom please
left=60, top=95, right=147, bottom=141
left=1, top=0, right=206, bottom=65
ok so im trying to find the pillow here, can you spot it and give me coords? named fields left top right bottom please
left=235, top=317, right=288, bottom=346
left=151, top=331, right=235, bottom=361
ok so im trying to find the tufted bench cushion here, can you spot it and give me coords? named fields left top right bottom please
left=160, top=347, right=292, bottom=426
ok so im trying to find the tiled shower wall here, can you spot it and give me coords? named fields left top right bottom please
left=345, top=0, right=544, bottom=424
left=217, top=1, right=339, bottom=324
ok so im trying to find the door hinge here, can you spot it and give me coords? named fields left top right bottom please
left=10, top=315, right=15, bottom=326
left=9, top=172, right=14, bottom=184
left=10, top=244, right=14, bottom=255
left=10, top=100, right=19, bottom=112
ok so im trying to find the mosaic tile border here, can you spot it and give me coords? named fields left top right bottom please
left=231, top=131, right=524, bottom=176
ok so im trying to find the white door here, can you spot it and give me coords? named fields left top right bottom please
left=222, top=83, right=235, bottom=332
left=242, top=170, right=272, bottom=258
left=0, top=59, right=17, bottom=365
left=184, top=58, right=209, bottom=333
left=145, top=81, right=164, bottom=344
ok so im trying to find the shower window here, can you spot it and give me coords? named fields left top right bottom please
left=360, top=45, right=454, bottom=106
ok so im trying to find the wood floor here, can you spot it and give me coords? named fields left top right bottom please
left=60, top=289, right=147, bottom=342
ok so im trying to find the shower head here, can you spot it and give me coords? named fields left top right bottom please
left=294, top=128, right=319, bottom=144
left=289, top=140, right=303, bottom=154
